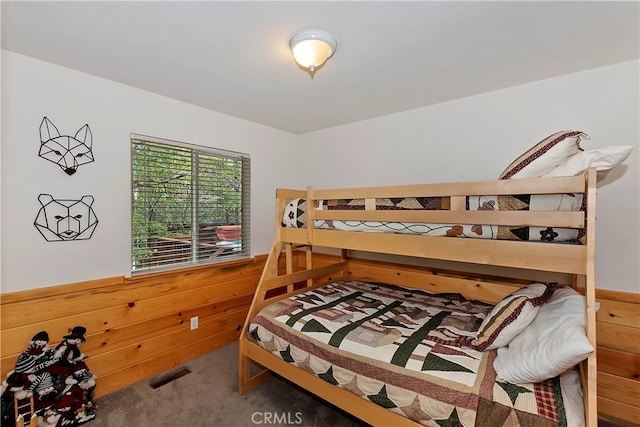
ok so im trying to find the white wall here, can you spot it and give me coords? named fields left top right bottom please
left=2, top=51, right=637, bottom=294
left=1, top=51, right=300, bottom=293
left=299, top=60, right=639, bottom=293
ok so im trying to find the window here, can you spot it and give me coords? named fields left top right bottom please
left=131, top=135, right=250, bottom=273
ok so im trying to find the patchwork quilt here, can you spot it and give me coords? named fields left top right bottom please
left=281, top=193, right=584, bottom=242
left=249, top=281, right=573, bottom=426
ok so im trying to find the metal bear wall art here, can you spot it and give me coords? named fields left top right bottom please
left=34, top=194, right=99, bottom=242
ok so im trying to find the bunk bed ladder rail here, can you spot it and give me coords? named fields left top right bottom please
left=580, top=167, right=598, bottom=426
left=238, top=238, right=348, bottom=395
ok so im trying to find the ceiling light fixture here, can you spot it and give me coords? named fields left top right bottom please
left=289, top=29, right=337, bottom=79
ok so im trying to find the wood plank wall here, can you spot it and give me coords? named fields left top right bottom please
left=0, top=256, right=266, bottom=399
left=595, top=289, right=640, bottom=425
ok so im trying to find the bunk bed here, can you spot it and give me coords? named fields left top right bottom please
left=238, top=167, right=598, bottom=426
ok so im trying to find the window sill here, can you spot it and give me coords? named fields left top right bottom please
left=128, top=256, right=257, bottom=282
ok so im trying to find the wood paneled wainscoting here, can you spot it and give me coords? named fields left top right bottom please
left=0, top=256, right=266, bottom=399
left=596, top=289, right=640, bottom=425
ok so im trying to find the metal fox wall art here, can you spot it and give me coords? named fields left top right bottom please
left=38, top=117, right=94, bottom=175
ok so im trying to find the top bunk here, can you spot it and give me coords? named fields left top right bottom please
left=276, top=168, right=596, bottom=276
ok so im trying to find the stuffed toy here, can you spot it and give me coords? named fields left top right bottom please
left=49, top=327, right=87, bottom=377
left=37, top=408, right=62, bottom=427
left=74, top=401, right=96, bottom=425
left=1, top=327, right=98, bottom=425
left=26, top=371, right=56, bottom=400
left=1, top=331, right=53, bottom=398
left=53, top=377, right=84, bottom=426
left=70, top=367, right=96, bottom=392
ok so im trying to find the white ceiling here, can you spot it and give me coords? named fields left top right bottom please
left=2, top=1, right=639, bottom=134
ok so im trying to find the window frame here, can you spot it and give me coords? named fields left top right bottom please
left=130, top=133, right=250, bottom=274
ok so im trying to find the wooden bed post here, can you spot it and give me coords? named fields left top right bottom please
left=582, top=167, right=598, bottom=426
left=306, top=245, right=314, bottom=287
left=306, top=186, right=315, bottom=245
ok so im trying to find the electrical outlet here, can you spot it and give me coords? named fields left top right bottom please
left=190, top=316, right=198, bottom=330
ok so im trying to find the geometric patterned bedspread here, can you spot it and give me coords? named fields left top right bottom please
left=249, top=281, right=572, bottom=426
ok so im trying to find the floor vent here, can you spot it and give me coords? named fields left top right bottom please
left=149, top=367, right=192, bottom=389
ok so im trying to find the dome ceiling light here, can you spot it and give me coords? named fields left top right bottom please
left=289, top=29, right=337, bottom=79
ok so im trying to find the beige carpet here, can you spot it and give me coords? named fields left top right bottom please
left=90, top=341, right=366, bottom=427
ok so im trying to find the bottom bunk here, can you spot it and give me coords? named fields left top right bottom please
left=239, top=251, right=594, bottom=427
left=246, top=278, right=586, bottom=426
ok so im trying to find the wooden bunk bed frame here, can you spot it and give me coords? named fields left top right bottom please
left=239, top=168, right=597, bottom=426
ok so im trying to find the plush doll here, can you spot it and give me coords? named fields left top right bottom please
left=37, top=409, right=62, bottom=427
left=71, top=366, right=96, bottom=391
left=1, top=331, right=52, bottom=398
left=53, top=377, right=85, bottom=426
left=26, top=370, right=54, bottom=394
left=23, top=369, right=60, bottom=412
left=63, top=366, right=97, bottom=423
left=49, top=326, right=87, bottom=377
left=74, top=401, right=97, bottom=425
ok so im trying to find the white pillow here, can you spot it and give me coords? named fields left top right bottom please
left=498, top=131, right=589, bottom=179
left=541, top=145, right=633, bottom=177
left=561, top=368, right=586, bottom=427
left=494, top=287, right=594, bottom=384
left=470, top=283, right=555, bottom=351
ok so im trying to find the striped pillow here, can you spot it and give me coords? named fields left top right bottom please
left=471, top=283, right=556, bottom=351
left=498, top=131, right=589, bottom=179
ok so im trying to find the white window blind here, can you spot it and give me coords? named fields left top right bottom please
left=131, top=135, right=250, bottom=273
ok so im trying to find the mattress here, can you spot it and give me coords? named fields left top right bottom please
left=248, top=280, right=584, bottom=426
left=282, top=193, right=584, bottom=242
